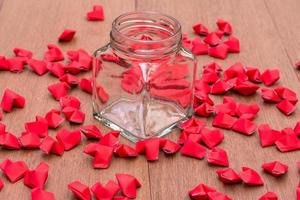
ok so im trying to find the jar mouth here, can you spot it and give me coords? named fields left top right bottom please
left=110, top=11, right=182, bottom=58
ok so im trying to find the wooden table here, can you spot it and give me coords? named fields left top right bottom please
left=0, top=0, right=299, bottom=199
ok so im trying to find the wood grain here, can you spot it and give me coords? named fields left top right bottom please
left=137, top=0, right=300, bottom=199
left=0, top=0, right=300, bottom=199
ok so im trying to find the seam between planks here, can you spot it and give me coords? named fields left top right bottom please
left=262, top=0, right=300, bottom=82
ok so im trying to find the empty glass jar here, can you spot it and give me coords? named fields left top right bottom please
left=92, top=11, right=197, bottom=142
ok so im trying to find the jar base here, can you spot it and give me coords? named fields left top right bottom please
left=93, top=98, right=189, bottom=142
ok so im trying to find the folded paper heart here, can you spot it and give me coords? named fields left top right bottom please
left=259, top=192, right=278, bottom=200
left=67, top=49, right=92, bottom=71
left=87, top=5, right=105, bottom=21
left=80, top=124, right=102, bottom=140
left=47, top=62, right=65, bottom=78
left=216, top=168, right=242, bottom=184
left=116, top=173, right=141, bottom=199
left=44, top=44, right=64, bottom=62
left=136, top=138, right=160, bottom=161
left=180, top=140, right=206, bottom=159
left=258, top=124, right=283, bottom=147
left=261, top=68, right=280, bottom=86
left=191, top=38, right=209, bottom=55
left=0, top=132, right=21, bottom=149
left=56, top=128, right=81, bottom=151
left=0, top=88, right=25, bottom=112
left=19, top=132, right=41, bottom=149
left=24, top=162, right=49, bottom=188
left=31, top=188, right=55, bottom=200
left=80, top=78, right=93, bottom=94
left=201, top=128, right=224, bottom=148
left=261, top=161, right=288, bottom=177
left=207, top=147, right=229, bottom=167
left=40, top=136, right=64, bottom=156
left=44, top=109, right=64, bottom=128
left=159, top=138, right=181, bottom=154
left=0, top=159, right=28, bottom=183
left=48, top=82, right=70, bottom=101
left=62, top=106, right=85, bottom=124
left=59, top=73, right=79, bottom=87
left=114, top=144, right=138, bottom=158
left=192, top=23, right=209, bottom=36
left=216, top=19, right=232, bottom=35
left=58, top=29, right=76, bottom=42
left=27, top=58, right=48, bottom=75
left=25, top=119, right=48, bottom=137
left=68, top=181, right=91, bottom=200
left=13, top=47, right=33, bottom=59
left=239, top=167, right=264, bottom=186
left=91, top=180, right=120, bottom=200
left=7, top=57, right=26, bottom=72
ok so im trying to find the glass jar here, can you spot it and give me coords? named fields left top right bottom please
left=92, top=11, right=197, bottom=142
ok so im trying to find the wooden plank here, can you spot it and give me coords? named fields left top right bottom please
left=264, top=0, right=300, bottom=77
left=137, top=0, right=300, bottom=199
left=0, top=0, right=152, bottom=199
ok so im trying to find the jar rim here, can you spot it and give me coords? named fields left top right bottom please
left=111, top=11, right=182, bottom=44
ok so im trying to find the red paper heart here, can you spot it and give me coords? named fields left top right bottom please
left=276, top=100, right=296, bottom=116
left=207, top=147, right=229, bottom=167
left=47, top=62, right=65, bottom=78
left=84, top=143, right=102, bottom=157
left=62, top=106, right=85, bottom=124
left=210, top=79, right=232, bottom=94
left=91, top=180, right=120, bottom=200
left=260, top=88, right=282, bottom=103
left=261, top=69, right=280, bottom=86
left=59, top=95, right=81, bottom=109
left=159, top=138, right=181, bottom=154
left=7, top=57, right=26, bottom=72
left=188, top=183, right=216, bottom=200
left=97, top=85, right=109, bottom=103
left=0, top=56, right=9, bottom=70
left=234, top=81, right=259, bottom=96
left=68, top=181, right=91, bottom=200
left=44, top=109, right=64, bottom=129
left=0, top=159, right=28, bottom=183
left=208, top=43, right=229, bottom=59
left=93, top=145, right=113, bottom=169
left=114, top=144, right=138, bottom=158
left=191, top=37, right=209, bottom=55
left=204, top=32, right=221, bottom=46
left=64, top=62, right=82, bottom=74
left=31, top=188, right=55, bottom=200
left=98, top=131, right=120, bottom=147
left=59, top=73, right=79, bottom=87
left=236, top=102, right=260, bottom=120
left=56, top=128, right=81, bottom=151
left=275, top=133, right=300, bottom=152
left=259, top=191, right=278, bottom=200
left=40, top=136, right=64, bottom=156
left=80, top=78, right=93, bottom=94
left=67, top=49, right=92, bottom=71
left=208, top=191, right=232, bottom=200
left=0, top=132, right=21, bottom=149
left=44, top=44, right=64, bottom=62
left=216, top=19, right=232, bottom=35
left=212, top=113, right=238, bottom=129
left=180, top=140, right=206, bottom=159
left=258, top=124, right=283, bottom=147
left=47, top=82, right=70, bottom=100
left=87, top=5, right=104, bottom=21
left=192, top=23, right=209, bottom=36
left=261, top=161, right=288, bottom=177
left=116, top=173, right=141, bottom=199
left=245, top=66, right=262, bottom=83
left=224, top=35, right=240, bottom=53
left=240, top=167, right=264, bottom=186
left=19, top=132, right=41, bottom=149
left=0, top=88, right=25, bottom=112
left=24, top=162, right=49, bottom=188
left=201, top=128, right=224, bottom=148
left=136, top=138, right=160, bottom=161
left=59, top=29, right=76, bottom=42
left=25, top=119, right=48, bottom=137
left=274, top=86, right=298, bottom=104
left=216, top=168, right=242, bottom=184
left=232, top=118, right=257, bottom=136
left=13, top=48, right=33, bottom=59
left=80, top=125, right=102, bottom=140
left=27, top=58, right=48, bottom=75
left=180, top=117, right=206, bottom=134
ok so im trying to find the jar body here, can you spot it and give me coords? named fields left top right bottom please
left=92, top=12, right=197, bottom=142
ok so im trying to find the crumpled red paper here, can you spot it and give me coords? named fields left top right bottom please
left=212, top=113, right=238, bottom=129
left=0, top=88, right=25, bottom=112
left=0, top=132, right=21, bottom=149
left=59, top=73, right=79, bottom=87
left=233, top=80, right=259, bottom=96
left=204, top=32, right=221, bottom=46
left=48, top=82, right=70, bottom=100
left=93, top=145, right=114, bottom=169
left=216, top=168, right=242, bottom=184
left=258, top=124, right=283, bottom=147
left=261, top=161, right=288, bottom=177
left=39, top=136, right=64, bottom=156
left=44, top=44, right=64, bottom=62
left=276, top=99, right=296, bottom=116
left=68, top=181, right=91, bottom=200
left=136, top=138, right=160, bottom=161
left=67, top=49, right=92, bottom=71
left=188, top=183, right=216, bottom=200
left=236, top=102, right=260, bottom=120
left=116, top=173, right=141, bottom=199
left=232, top=118, right=257, bottom=136
left=201, top=128, right=224, bottom=148
left=208, top=43, right=229, bottom=59
left=27, top=58, right=48, bottom=75
left=31, top=188, right=55, bottom=200
left=60, top=95, right=81, bottom=109
left=275, top=86, right=298, bottom=104
left=261, top=69, right=280, bottom=86
left=47, top=62, right=65, bottom=78
left=180, top=117, right=205, bottom=134
left=159, top=138, right=181, bottom=154
left=62, top=106, right=85, bottom=124
left=210, top=79, right=231, bottom=94
left=0, top=159, right=28, bottom=183
left=56, top=128, right=81, bottom=151
left=239, top=167, right=264, bottom=186
left=216, top=19, right=232, bottom=35
left=24, top=162, right=49, bottom=188
left=59, top=29, right=76, bottom=42
left=87, top=5, right=104, bottom=21
left=91, top=180, right=120, bottom=200
left=207, top=147, right=229, bottom=167
left=84, top=143, right=102, bottom=157
left=25, top=119, right=48, bottom=137
left=245, top=66, right=262, bottom=83
left=260, top=88, right=281, bottom=103
left=192, top=23, right=209, bottom=36
left=80, top=78, right=93, bottom=94
left=224, top=35, right=240, bottom=53
left=114, top=144, right=138, bottom=158
left=259, top=191, right=278, bottom=200
left=80, top=124, right=102, bottom=140
left=19, top=131, right=41, bottom=149
left=275, top=133, right=300, bottom=152
left=13, top=48, right=33, bottom=59
left=180, top=140, right=206, bottom=159
left=44, top=109, right=64, bottom=129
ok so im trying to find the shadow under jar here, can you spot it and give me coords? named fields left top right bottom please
left=93, top=11, right=197, bottom=142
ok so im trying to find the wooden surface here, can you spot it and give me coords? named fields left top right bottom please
left=0, top=0, right=299, bottom=199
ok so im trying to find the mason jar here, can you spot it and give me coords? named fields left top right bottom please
left=92, top=11, right=197, bottom=142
